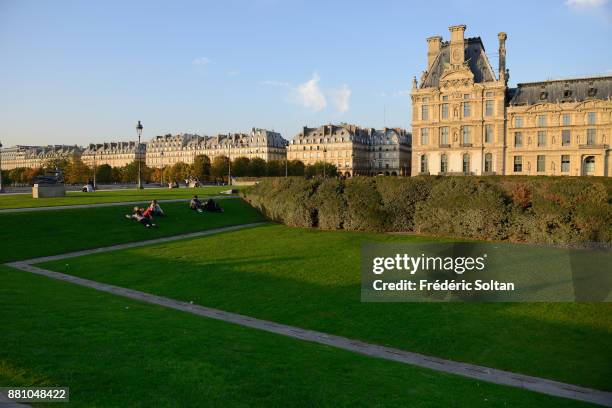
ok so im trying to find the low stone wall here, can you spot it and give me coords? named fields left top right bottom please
left=32, top=184, right=66, bottom=198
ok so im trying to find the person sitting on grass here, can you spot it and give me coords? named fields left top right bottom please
left=203, top=198, right=224, bottom=213
left=189, top=195, right=204, bottom=213
left=148, top=200, right=164, bottom=216
left=125, top=206, right=156, bottom=228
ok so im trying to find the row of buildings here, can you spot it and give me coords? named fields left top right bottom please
left=1, top=25, right=611, bottom=177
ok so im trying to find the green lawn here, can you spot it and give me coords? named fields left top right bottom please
left=0, top=266, right=593, bottom=407
left=0, top=186, right=229, bottom=209
left=0, top=199, right=264, bottom=263
left=40, top=224, right=612, bottom=391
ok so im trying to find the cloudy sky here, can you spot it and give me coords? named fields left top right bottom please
left=0, top=0, right=611, bottom=146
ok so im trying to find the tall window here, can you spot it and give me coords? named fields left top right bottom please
left=462, top=126, right=471, bottom=145
left=462, top=154, right=470, bottom=173
left=421, top=105, right=429, bottom=121
left=463, top=102, right=471, bottom=117
left=537, top=155, right=545, bottom=172
left=587, top=112, right=596, bottom=125
left=420, top=128, right=429, bottom=146
left=420, top=155, right=428, bottom=174
left=537, top=131, right=546, bottom=147
left=515, top=116, right=523, bottom=128
left=563, top=113, right=571, bottom=126
left=484, top=153, right=493, bottom=173
left=440, top=154, right=448, bottom=173
left=485, top=100, right=493, bottom=116
left=441, top=104, right=449, bottom=119
left=587, top=129, right=596, bottom=145
left=513, top=156, right=522, bottom=172
left=562, top=130, right=571, bottom=146
left=514, top=132, right=523, bottom=147
left=440, top=127, right=449, bottom=145
left=561, top=155, right=570, bottom=172
left=537, top=115, right=547, bottom=127
left=485, top=124, right=493, bottom=143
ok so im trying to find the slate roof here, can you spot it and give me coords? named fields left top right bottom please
left=509, top=76, right=612, bottom=105
left=421, top=37, right=497, bottom=88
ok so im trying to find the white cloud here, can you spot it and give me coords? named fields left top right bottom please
left=329, top=84, right=351, bottom=113
left=566, top=0, right=608, bottom=7
left=192, top=57, right=211, bottom=66
left=293, top=72, right=327, bottom=112
left=260, top=80, right=291, bottom=87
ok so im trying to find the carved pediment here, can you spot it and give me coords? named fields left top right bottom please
left=525, top=103, right=562, bottom=113
left=439, top=66, right=474, bottom=89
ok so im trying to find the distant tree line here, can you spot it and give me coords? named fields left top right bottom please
left=0, top=154, right=337, bottom=186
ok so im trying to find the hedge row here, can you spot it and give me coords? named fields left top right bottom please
left=242, top=176, right=612, bottom=244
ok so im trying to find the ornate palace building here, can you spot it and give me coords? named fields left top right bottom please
left=0, top=145, right=83, bottom=170
left=412, top=24, right=611, bottom=177
left=81, top=142, right=146, bottom=168
left=145, top=128, right=287, bottom=168
left=287, top=124, right=411, bottom=176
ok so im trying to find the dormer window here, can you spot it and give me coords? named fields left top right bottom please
left=539, top=91, right=548, bottom=100
left=563, top=89, right=572, bottom=98
left=588, top=87, right=597, bottom=97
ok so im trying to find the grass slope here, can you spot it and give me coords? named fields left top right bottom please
left=41, top=225, right=612, bottom=391
left=0, top=199, right=264, bottom=263
left=0, top=266, right=593, bottom=407
left=0, top=186, right=228, bottom=209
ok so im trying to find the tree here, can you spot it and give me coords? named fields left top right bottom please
left=64, top=155, right=91, bottom=184
left=9, top=168, right=26, bottom=185
left=96, top=164, right=113, bottom=183
left=288, top=160, right=305, bottom=176
left=232, top=157, right=250, bottom=177
left=192, top=155, right=211, bottom=181
left=266, top=160, right=283, bottom=177
left=169, top=162, right=190, bottom=183
left=248, top=157, right=266, bottom=177
left=306, top=161, right=337, bottom=178
left=23, top=167, right=43, bottom=185
left=210, top=155, right=230, bottom=181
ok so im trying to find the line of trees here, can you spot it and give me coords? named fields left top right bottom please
left=1, top=154, right=337, bottom=186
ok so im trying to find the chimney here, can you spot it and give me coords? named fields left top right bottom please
left=426, top=36, right=442, bottom=70
left=448, top=24, right=466, bottom=65
left=498, top=32, right=508, bottom=83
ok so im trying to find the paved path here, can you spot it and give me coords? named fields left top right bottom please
left=0, top=195, right=237, bottom=214
left=0, top=392, right=30, bottom=407
left=4, top=224, right=612, bottom=407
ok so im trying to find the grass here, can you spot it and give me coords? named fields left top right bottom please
left=0, top=265, right=594, bottom=407
left=0, top=186, right=230, bottom=209
left=40, top=224, right=612, bottom=391
left=0, top=198, right=264, bottom=263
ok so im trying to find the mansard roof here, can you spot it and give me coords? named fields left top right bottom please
left=509, top=75, right=612, bottom=105
left=421, top=37, right=497, bottom=88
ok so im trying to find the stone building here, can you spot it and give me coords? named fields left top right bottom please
left=81, top=142, right=146, bottom=168
left=287, top=123, right=411, bottom=176
left=412, top=24, right=611, bottom=177
left=145, top=128, right=287, bottom=168
left=412, top=25, right=508, bottom=176
left=0, top=145, right=83, bottom=170
left=506, top=77, right=611, bottom=176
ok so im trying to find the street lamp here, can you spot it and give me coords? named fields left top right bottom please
left=92, top=145, right=97, bottom=189
left=136, top=120, right=143, bottom=189
left=227, top=137, right=232, bottom=186
left=0, top=140, right=4, bottom=193
left=323, top=148, right=327, bottom=178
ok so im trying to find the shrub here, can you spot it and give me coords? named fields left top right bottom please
left=375, top=176, right=436, bottom=231
left=314, top=178, right=346, bottom=230
left=342, top=177, right=385, bottom=232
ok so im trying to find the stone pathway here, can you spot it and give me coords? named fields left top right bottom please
left=4, top=224, right=612, bottom=407
left=0, top=195, right=236, bottom=214
left=0, top=391, right=30, bottom=407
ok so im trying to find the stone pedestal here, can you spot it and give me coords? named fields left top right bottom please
left=33, top=183, right=66, bottom=198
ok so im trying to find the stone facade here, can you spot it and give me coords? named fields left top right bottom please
left=287, top=124, right=411, bottom=176
left=145, top=128, right=287, bottom=168
left=412, top=24, right=611, bottom=177
left=81, top=142, right=146, bottom=168
left=0, top=145, right=83, bottom=170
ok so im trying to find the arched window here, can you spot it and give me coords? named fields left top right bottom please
left=420, top=155, right=428, bottom=174
left=484, top=153, right=493, bottom=173
left=462, top=154, right=470, bottom=174
left=440, top=154, right=448, bottom=173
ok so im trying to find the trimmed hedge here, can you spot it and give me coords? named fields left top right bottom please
left=242, top=176, right=612, bottom=244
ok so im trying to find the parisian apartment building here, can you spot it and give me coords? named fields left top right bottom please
left=412, top=24, right=611, bottom=177
left=145, top=128, right=287, bottom=168
left=81, top=142, right=146, bottom=168
left=287, top=124, right=411, bottom=177
left=0, top=145, right=83, bottom=170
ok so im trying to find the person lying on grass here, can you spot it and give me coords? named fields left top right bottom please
left=190, top=195, right=204, bottom=213
left=125, top=206, right=157, bottom=228
left=148, top=200, right=164, bottom=216
left=189, top=196, right=224, bottom=213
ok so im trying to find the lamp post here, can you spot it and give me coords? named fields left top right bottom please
left=323, top=148, right=327, bottom=178
left=136, top=121, right=143, bottom=189
left=227, top=138, right=232, bottom=186
left=160, top=151, right=165, bottom=187
left=0, top=140, right=4, bottom=193
left=92, top=145, right=97, bottom=189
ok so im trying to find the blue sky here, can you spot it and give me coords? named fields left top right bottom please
left=1, top=0, right=611, bottom=146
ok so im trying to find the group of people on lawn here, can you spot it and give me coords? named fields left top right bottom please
left=125, top=196, right=223, bottom=228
